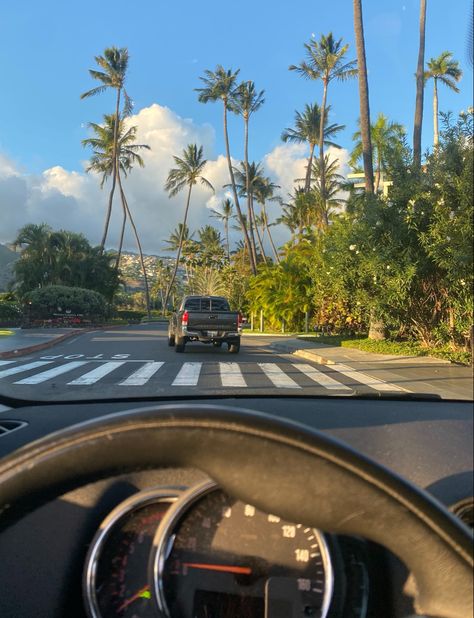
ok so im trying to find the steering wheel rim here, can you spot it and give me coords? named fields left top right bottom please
left=0, top=404, right=472, bottom=618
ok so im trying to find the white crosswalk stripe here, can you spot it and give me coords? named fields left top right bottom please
left=14, top=361, right=89, bottom=385
left=172, top=362, right=202, bottom=386
left=293, top=363, right=351, bottom=390
left=68, top=361, right=127, bottom=385
left=219, top=362, right=246, bottom=387
left=329, top=363, right=407, bottom=392
left=0, top=361, right=52, bottom=379
left=119, top=361, right=164, bottom=386
left=0, top=359, right=411, bottom=393
left=258, top=363, right=301, bottom=389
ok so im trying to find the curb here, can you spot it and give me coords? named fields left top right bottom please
left=269, top=343, right=334, bottom=365
left=0, top=329, right=92, bottom=359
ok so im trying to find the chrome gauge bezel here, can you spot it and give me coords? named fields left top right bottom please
left=83, top=486, right=182, bottom=618
left=151, top=480, right=334, bottom=618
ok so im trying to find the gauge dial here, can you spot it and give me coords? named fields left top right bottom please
left=84, top=489, right=177, bottom=618
left=154, top=483, right=333, bottom=618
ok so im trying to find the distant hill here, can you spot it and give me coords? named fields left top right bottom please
left=0, top=244, right=19, bottom=291
left=118, top=251, right=175, bottom=291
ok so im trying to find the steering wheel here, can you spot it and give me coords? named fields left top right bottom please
left=0, top=404, right=472, bottom=618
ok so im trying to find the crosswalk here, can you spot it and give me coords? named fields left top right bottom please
left=0, top=359, right=408, bottom=393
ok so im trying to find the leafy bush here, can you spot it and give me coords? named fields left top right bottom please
left=115, top=310, right=146, bottom=322
left=0, top=302, right=22, bottom=326
left=26, top=286, right=108, bottom=321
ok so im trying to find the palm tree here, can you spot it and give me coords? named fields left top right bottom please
left=164, top=144, right=214, bottom=309
left=353, top=0, right=374, bottom=193
left=254, top=176, right=281, bottom=263
left=82, top=114, right=150, bottom=267
left=350, top=113, right=405, bottom=191
left=413, top=0, right=427, bottom=167
left=282, top=103, right=345, bottom=192
left=310, top=155, right=346, bottom=226
left=425, top=52, right=462, bottom=146
left=232, top=81, right=265, bottom=262
left=210, top=198, right=234, bottom=261
left=81, top=47, right=132, bottom=251
left=290, top=34, right=357, bottom=209
left=196, top=66, right=257, bottom=274
left=197, top=225, right=225, bottom=270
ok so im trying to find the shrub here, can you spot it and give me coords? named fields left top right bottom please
left=115, top=310, right=147, bottom=323
left=26, top=286, right=108, bottom=321
left=0, top=302, right=22, bottom=326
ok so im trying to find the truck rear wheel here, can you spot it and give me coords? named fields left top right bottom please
left=175, top=337, right=185, bottom=353
left=228, top=342, right=240, bottom=354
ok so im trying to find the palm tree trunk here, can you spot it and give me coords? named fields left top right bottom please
left=413, top=0, right=427, bottom=167
left=100, top=88, right=122, bottom=252
left=244, top=115, right=258, bottom=266
left=433, top=77, right=439, bottom=146
left=304, top=143, right=315, bottom=192
left=223, top=101, right=257, bottom=274
left=117, top=171, right=151, bottom=319
left=115, top=201, right=127, bottom=270
left=164, top=184, right=193, bottom=310
left=319, top=80, right=329, bottom=218
left=225, top=217, right=230, bottom=261
left=375, top=151, right=382, bottom=193
left=263, top=204, right=280, bottom=263
left=353, top=0, right=375, bottom=193
left=252, top=196, right=267, bottom=264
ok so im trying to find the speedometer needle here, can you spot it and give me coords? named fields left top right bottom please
left=116, top=584, right=151, bottom=613
left=183, top=562, right=252, bottom=575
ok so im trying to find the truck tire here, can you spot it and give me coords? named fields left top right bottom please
left=228, top=342, right=240, bottom=354
left=168, top=332, right=175, bottom=346
left=175, top=337, right=185, bottom=353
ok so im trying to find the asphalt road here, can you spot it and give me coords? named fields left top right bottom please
left=0, top=323, right=470, bottom=401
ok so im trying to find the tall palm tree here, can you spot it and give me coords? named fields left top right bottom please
left=282, top=103, right=345, bottom=192
left=350, top=113, right=405, bottom=191
left=81, top=47, right=132, bottom=251
left=413, top=0, right=427, bottom=167
left=195, top=66, right=257, bottom=274
left=310, top=155, right=346, bottom=226
left=82, top=114, right=150, bottom=267
left=232, top=81, right=265, bottom=262
left=197, top=225, right=225, bottom=270
left=425, top=51, right=462, bottom=146
left=210, top=198, right=234, bottom=261
left=290, top=34, right=357, bottom=209
left=164, top=144, right=214, bottom=309
left=353, top=0, right=374, bottom=193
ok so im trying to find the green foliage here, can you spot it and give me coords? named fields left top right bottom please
left=27, top=286, right=108, bottom=321
left=13, top=224, right=120, bottom=300
left=0, top=302, right=22, bottom=325
left=115, top=309, right=147, bottom=322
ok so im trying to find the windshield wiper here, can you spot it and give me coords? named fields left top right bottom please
left=350, top=390, right=442, bottom=401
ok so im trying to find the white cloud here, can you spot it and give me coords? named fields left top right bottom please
left=0, top=103, right=349, bottom=256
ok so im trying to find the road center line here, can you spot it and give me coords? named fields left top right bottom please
left=329, top=363, right=408, bottom=392
left=119, top=362, right=165, bottom=386
left=0, top=361, right=52, bottom=379
left=219, top=362, right=246, bottom=387
left=68, top=361, right=126, bottom=385
left=14, top=361, right=89, bottom=385
left=258, top=363, right=301, bottom=389
left=292, top=363, right=351, bottom=390
left=172, top=362, right=202, bottom=386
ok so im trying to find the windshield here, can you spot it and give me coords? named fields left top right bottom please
left=0, top=1, right=472, bottom=402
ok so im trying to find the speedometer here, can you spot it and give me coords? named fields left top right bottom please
left=152, top=481, right=333, bottom=618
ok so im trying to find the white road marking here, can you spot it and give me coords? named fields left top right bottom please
left=0, top=361, right=52, bottom=379
left=172, top=362, right=202, bottom=386
left=258, top=363, right=301, bottom=389
left=293, top=363, right=351, bottom=390
left=219, top=362, right=246, bottom=387
left=330, top=363, right=408, bottom=392
left=68, top=361, right=126, bottom=385
left=14, top=361, right=89, bottom=385
left=0, top=361, right=16, bottom=367
left=119, top=362, right=165, bottom=386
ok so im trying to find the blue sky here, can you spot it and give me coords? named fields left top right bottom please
left=1, top=0, right=472, bottom=173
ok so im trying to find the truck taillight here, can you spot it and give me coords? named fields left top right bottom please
left=181, top=310, right=189, bottom=326
left=237, top=313, right=243, bottom=328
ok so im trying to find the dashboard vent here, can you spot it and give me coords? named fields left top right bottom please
left=452, top=498, right=474, bottom=529
left=0, top=419, right=28, bottom=437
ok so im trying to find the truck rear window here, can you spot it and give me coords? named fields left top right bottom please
left=184, top=298, right=230, bottom=311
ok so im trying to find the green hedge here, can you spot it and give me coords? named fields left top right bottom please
left=115, top=310, right=147, bottom=322
left=26, top=286, right=108, bottom=321
left=0, top=302, right=22, bottom=326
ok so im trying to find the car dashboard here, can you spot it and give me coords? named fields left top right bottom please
left=0, top=395, right=472, bottom=618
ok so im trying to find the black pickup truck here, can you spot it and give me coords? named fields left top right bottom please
left=168, top=295, right=242, bottom=353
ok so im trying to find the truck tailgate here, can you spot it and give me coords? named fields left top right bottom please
left=187, top=311, right=239, bottom=332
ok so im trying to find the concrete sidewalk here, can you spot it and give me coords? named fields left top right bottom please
left=0, top=328, right=79, bottom=359
left=269, top=337, right=454, bottom=366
